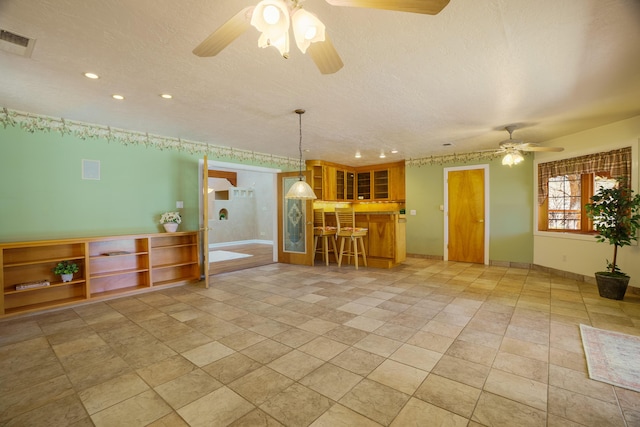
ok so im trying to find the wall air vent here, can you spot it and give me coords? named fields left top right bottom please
left=0, top=29, right=36, bottom=58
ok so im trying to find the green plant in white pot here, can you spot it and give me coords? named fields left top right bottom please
left=585, top=178, right=640, bottom=300
left=53, top=260, right=79, bottom=283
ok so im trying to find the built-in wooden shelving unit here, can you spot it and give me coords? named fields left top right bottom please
left=0, top=232, right=200, bottom=317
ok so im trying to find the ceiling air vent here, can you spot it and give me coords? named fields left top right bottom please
left=0, top=29, right=36, bottom=57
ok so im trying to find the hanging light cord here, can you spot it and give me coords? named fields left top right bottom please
left=296, top=109, right=305, bottom=181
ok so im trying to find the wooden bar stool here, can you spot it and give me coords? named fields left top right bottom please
left=335, top=208, right=368, bottom=269
left=313, top=209, right=338, bottom=266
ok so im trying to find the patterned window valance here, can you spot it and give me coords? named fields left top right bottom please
left=537, top=147, right=631, bottom=205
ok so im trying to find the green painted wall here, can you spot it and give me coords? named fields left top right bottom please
left=405, top=156, right=534, bottom=263
left=0, top=125, right=290, bottom=242
left=2, top=123, right=533, bottom=264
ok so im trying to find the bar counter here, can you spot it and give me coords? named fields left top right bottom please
left=324, top=211, right=406, bottom=268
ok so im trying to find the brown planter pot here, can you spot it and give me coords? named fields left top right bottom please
left=595, top=273, right=630, bottom=300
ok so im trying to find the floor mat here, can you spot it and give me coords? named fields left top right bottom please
left=580, top=324, right=640, bottom=392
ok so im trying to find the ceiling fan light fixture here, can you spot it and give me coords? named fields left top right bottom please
left=292, top=8, right=325, bottom=53
left=252, top=0, right=290, bottom=54
left=260, top=30, right=290, bottom=57
left=262, top=4, right=281, bottom=24
left=514, top=151, right=524, bottom=164
left=285, top=109, right=317, bottom=200
left=502, top=149, right=524, bottom=167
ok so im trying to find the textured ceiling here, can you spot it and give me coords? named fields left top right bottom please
left=1, top=0, right=639, bottom=166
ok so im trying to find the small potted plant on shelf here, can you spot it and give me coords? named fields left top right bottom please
left=585, top=177, right=640, bottom=300
left=160, top=211, right=182, bottom=232
left=53, top=260, right=79, bottom=283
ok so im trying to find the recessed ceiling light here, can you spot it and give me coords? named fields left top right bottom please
left=355, top=151, right=361, bottom=158
left=160, top=94, right=172, bottom=99
left=84, top=72, right=99, bottom=79
left=391, top=149, right=398, bottom=154
left=379, top=152, right=386, bottom=159
left=112, top=94, right=124, bottom=100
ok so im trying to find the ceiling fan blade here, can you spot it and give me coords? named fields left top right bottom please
left=308, top=35, right=344, bottom=74
left=193, top=6, right=254, bottom=57
left=325, top=0, right=450, bottom=15
left=520, top=146, right=564, bottom=152
left=477, top=148, right=506, bottom=153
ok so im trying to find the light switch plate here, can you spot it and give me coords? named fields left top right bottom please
left=176, top=201, right=183, bottom=208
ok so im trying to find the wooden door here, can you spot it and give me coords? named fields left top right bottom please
left=277, top=171, right=314, bottom=266
left=447, top=168, right=486, bottom=264
left=201, top=156, right=210, bottom=288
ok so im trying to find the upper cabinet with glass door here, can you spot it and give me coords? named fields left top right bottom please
left=336, top=169, right=355, bottom=201
left=307, top=160, right=405, bottom=202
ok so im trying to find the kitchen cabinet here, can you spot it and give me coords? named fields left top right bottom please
left=310, top=164, right=324, bottom=200
left=323, top=165, right=337, bottom=201
left=388, top=163, right=406, bottom=201
left=357, top=171, right=371, bottom=200
left=356, top=161, right=403, bottom=201
left=307, top=160, right=404, bottom=202
left=336, top=169, right=355, bottom=201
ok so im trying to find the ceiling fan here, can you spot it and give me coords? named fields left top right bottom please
left=497, top=125, right=564, bottom=166
left=192, top=0, right=450, bottom=74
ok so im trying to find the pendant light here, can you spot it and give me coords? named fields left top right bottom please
left=285, top=109, right=317, bottom=199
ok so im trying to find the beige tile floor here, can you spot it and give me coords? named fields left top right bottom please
left=1, top=258, right=640, bottom=426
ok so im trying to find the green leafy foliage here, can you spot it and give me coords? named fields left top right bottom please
left=53, top=260, right=79, bottom=275
left=585, top=178, right=640, bottom=276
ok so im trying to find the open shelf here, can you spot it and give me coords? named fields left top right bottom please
left=91, top=285, right=149, bottom=299
left=4, top=296, right=87, bottom=315
left=5, top=279, right=86, bottom=295
left=90, top=251, right=148, bottom=259
left=153, top=261, right=198, bottom=270
left=4, top=255, right=85, bottom=268
left=152, top=243, right=196, bottom=250
left=153, top=278, right=199, bottom=287
left=4, top=282, right=86, bottom=311
left=91, top=268, right=149, bottom=279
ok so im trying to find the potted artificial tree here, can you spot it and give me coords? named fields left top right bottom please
left=53, top=260, right=79, bottom=283
left=585, top=178, right=640, bottom=300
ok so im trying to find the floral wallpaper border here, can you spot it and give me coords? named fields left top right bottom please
left=1, top=107, right=299, bottom=169
left=2, top=107, right=513, bottom=168
left=406, top=150, right=510, bottom=167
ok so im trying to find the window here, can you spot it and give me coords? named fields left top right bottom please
left=547, top=174, right=582, bottom=230
left=543, top=173, right=613, bottom=232
left=537, top=147, right=631, bottom=233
